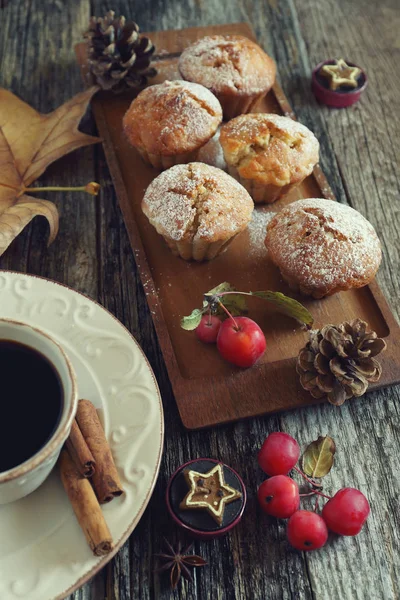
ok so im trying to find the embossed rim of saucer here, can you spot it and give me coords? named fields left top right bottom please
left=0, top=271, right=164, bottom=600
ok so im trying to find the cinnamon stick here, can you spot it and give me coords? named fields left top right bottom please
left=58, top=449, right=113, bottom=556
left=65, top=420, right=96, bottom=478
left=76, top=399, right=124, bottom=504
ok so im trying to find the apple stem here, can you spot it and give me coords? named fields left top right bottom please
left=314, top=490, right=331, bottom=500
left=293, top=465, right=323, bottom=488
left=207, top=307, right=212, bottom=327
left=218, top=300, right=239, bottom=330
left=314, top=494, right=320, bottom=512
left=299, top=489, right=331, bottom=501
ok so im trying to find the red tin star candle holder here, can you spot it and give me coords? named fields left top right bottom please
left=166, top=458, right=247, bottom=539
left=312, top=59, right=368, bottom=108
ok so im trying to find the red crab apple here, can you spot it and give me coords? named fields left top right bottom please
left=322, top=488, right=370, bottom=536
left=287, top=510, right=328, bottom=551
left=217, top=316, right=266, bottom=368
left=257, top=475, right=300, bottom=518
left=258, top=432, right=300, bottom=476
left=195, top=315, right=221, bottom=343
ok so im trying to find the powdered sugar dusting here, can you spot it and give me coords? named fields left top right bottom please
left=220, top=113, right=319, bottom=186
left=142, top=162, right=253, bottom=242
left=123, top=80, right=222, bottom=155
left=266, top=198, right=382, bottom=295
left=247, top=210, right=276, bottom=257
left=224, top=113, right=314, bottom=140
left=197, top=127, right=226, bottom=170
left=147, top=80, right=221, bottom=114
left=179, top=35, right=275, bottom=95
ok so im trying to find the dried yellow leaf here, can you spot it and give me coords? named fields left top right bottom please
left=301, top=436, right=336, bottom=478
left=0, top=87, right=101, bottom=255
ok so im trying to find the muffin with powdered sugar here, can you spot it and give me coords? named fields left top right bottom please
left=265, top=198, right=382, bottom=298
left=220, top=113, right=319, bottom=204
left=178, top=35, right=276, bottom=119
left=142, top=162, right=254, bottom=261
left=123, top=80, right=222, bottom=170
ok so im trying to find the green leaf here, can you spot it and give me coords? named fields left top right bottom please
left=180, top=282, right=312, bottom=331
left=219, top=293, right=248, bottom=316
left=180, top=308, right=204, bottom=331
left=301, top=436, right=336, bottom=478
left=215, top=294, right=248, bottom=317
left=250, top=291, right=314, bottom=328
left=203, top=282, right=248, bottom=317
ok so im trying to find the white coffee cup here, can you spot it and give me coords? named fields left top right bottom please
left=0, top=318, right=78, bottom=504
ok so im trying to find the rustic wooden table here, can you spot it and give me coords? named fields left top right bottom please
left=1, top=1, right=399, bottom=599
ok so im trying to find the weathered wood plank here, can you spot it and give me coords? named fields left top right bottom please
left=0, top=1, right=105, bottom=599
left=289, top=0, right=400, bottom=320
left=96, top=1, right=400, bottom=599
left=0, top=0, right=98, bottom=298
left=278, top=1, right=400, bottom=598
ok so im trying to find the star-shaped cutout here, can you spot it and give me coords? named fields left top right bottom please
left=320, top=59, right=362, bottom=91
left=179, top=464, right=242, bottom=525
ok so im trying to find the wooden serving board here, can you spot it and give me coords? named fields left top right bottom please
left=76, top=22, right=400, bottom=429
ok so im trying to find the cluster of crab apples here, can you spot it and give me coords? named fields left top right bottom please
left=256, top=433, right=370, bottom=551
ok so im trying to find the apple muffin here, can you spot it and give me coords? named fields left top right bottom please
left=265, top=198, right=382, bottom=298
left=178, top=35, right=276, bottom=119
left=123, top=80, right=222, bottom=169
left=142, top=162, right=254, bottom=261
left=220, top=113, right=319, bottom=204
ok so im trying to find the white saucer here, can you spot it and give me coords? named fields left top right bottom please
left=0, top=272, right=164, bottom=600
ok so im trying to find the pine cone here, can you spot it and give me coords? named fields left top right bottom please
left=84, top=11, right=157, bottom=93
left=296, top=319, right=386, bottom=406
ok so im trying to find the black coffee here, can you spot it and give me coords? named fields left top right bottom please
left=0, top=339, right=64, bottom=473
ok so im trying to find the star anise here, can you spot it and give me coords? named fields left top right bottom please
left=154, top=539, right=207, bottom=590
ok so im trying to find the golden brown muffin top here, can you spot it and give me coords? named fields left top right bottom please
left=178, top=35, right=276, bottom=96
left=142, top=162, right=254, bottom=243
left=122, top=80, right=222, bottom=156
left=265, top=198, right=382, bottom=297
left=220, top=113, right=320, bottom=186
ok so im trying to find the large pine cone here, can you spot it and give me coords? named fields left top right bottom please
left=84, top=11, right=157, bottom=93
left=296, top=319, right=386, bottom=406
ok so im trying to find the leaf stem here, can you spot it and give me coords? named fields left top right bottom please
left=218, top=300, right=239, bottom=330
left=23, top=182, right=100, bottom=196
left=25, top=186, right=86, bottom=192
left=217, top=291, right=254, bottom=298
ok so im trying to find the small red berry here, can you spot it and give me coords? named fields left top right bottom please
left=322, top=488, right=370, bottom=536
left=216, top=316, right=266, bottom=368
left=195, top=315, right=221, bottom=343
left=258, top=432, right=300, bottom=476
left=257, top=475, right=300, bottom=519
left=287, top=510, right=328, bottom=551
